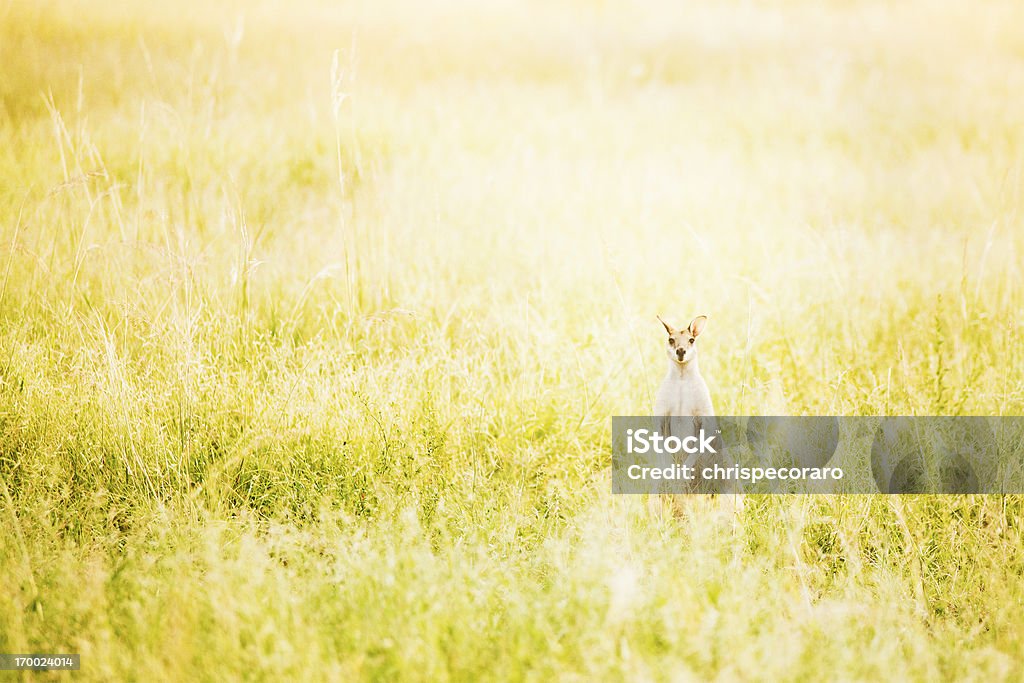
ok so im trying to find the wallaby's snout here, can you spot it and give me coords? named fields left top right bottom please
left=675, top=347, right=686, bottom=361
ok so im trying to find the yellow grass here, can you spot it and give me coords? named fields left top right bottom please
left=1, top=0, right=1023, bottom=679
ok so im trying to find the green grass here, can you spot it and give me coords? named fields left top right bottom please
left=2, top=0, right=1024, bottom=679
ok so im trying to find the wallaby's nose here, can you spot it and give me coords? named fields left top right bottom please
left=676, top=348, right=686, bottom=359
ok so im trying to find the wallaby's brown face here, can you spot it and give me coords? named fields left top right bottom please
left=658, top=315, right=708, bottom=365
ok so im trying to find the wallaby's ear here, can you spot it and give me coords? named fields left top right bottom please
left=688, top=315, right=708, bottom=338
left=657, top=315, right=673, bottom=336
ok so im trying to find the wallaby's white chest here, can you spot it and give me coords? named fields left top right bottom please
left=654, top=365, right=714, bottom=417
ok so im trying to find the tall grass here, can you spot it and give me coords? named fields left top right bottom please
left=1, top=0, right=1024, bottom=679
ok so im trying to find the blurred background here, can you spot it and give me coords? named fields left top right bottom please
left=4, top=0, right=1022, bottom=416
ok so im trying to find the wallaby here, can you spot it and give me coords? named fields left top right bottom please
left=654, top=314, right=713, bottom=421
left=651, top=314, right=742, bottom=501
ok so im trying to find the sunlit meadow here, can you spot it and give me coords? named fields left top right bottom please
left=2, top=0, right=1024, bottom=679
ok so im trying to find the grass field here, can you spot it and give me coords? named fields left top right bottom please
left=2, top=0, right=1024, bottom=679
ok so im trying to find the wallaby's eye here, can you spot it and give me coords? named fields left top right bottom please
left=668, top=338, right=675, bottom=345
left=689, top=338, right=695, bottom=344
